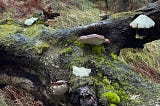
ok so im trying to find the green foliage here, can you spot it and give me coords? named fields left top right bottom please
left=101, top=92, right=120, bottom=104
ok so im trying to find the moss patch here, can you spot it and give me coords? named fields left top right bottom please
left=60, top=47, right=73, bottom=54
left=91, top=45, right=105, bottom=55
left=0, top=24, right=22, bottom=38
left=111, top=53, right=118, bottom=60
left=33, top=41, right=50, bottom=54
left=22, top=25, right=43, bottom=37
left=101, top=92, right=120, bottom=104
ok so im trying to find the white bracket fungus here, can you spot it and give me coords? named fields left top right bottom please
left=72, top=66, right=91, bottom=77
left=130, top=15, right=155, bottom=29
left=25, top=17, right=38, bottom=26
left=78, top=34, right=110, bottom=45
left=130, top=15, right=155, bottom=39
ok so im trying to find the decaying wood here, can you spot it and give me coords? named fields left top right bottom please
left=0, top=1, right=160, bottom=105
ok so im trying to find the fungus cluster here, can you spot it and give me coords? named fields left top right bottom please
left=48, top=80, right=68, bottom=95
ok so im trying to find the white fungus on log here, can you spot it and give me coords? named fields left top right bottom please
left=130, top=15, right=155, bottom=29
left=73, top=66, right=91, bottom=77
left=78, top=34, right=110, bottom=45
left=24, top=17, right=38, bottom=26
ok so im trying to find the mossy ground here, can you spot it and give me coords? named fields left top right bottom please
left=119, top=40, right=160, bottom=82
left=0, top=95, right=7, bottom=106
left=110, top=11, right=142, bottom=20
left=46, top=0, right=100, bottom=29
left=1, top=0, right=100, bottom=29
left=0, top=24, right=22, bottom=38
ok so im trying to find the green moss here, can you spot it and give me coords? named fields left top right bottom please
left=0, top=24, right=22, bottom=38
left=91, top=45, right=105, bottom=55
left=34, top=41, right=50, bottom=54
left=111, top=53, right=118, bottom=60
left=115, top=90, right=129, bottom=102
left=61, top=47, right=73, bottom=54
left=22, top=25, right=42, bottom=37
left=110, top=104, right=116, bottom=106
left=102, top=77, right=110, bottom=85
left=6, top=18, right=14, bottom=25
left=101, top=92, right=120, bottom=104
left=68, top=55, right=90, bottom=71
left=74, top=41, right=85, bottom=48
left=91, top=76, right=99, bottom=86
left=94, top=56, right=106, bottom=65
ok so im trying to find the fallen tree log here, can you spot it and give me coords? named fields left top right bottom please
left=0, top=1, right=160, bottom=106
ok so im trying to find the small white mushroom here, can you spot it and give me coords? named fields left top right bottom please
left=73, top=66, right=91, bottom=77
left=130, top=15, right=155, bottom=39
left=49, top=80, right=68, bottom=95
left=130, top=15, right=155, bottom=29
left=78, top=34, right=110, bottom=45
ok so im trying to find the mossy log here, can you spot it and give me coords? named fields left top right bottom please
left=0, top=1, right=160, bottom=106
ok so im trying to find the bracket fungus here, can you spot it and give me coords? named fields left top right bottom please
left=24, top=17, right=38, bottom=26
left=72, top=66, right=91, bottom=77
left=47, top=80, right=69, bottom=95
left=130, top=15, right=155, bottom=39
left=78, top=34, right=110, bottom=45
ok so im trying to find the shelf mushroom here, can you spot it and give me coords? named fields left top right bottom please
left=72, top=66, right=91, bottom=77
left=78, top=34, right=110, bottom=45
left=47, top=80, right=69, bottom=95
left=130, top=15, right=155, bottom=39
left=24, top=17, right=38, bottom=26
